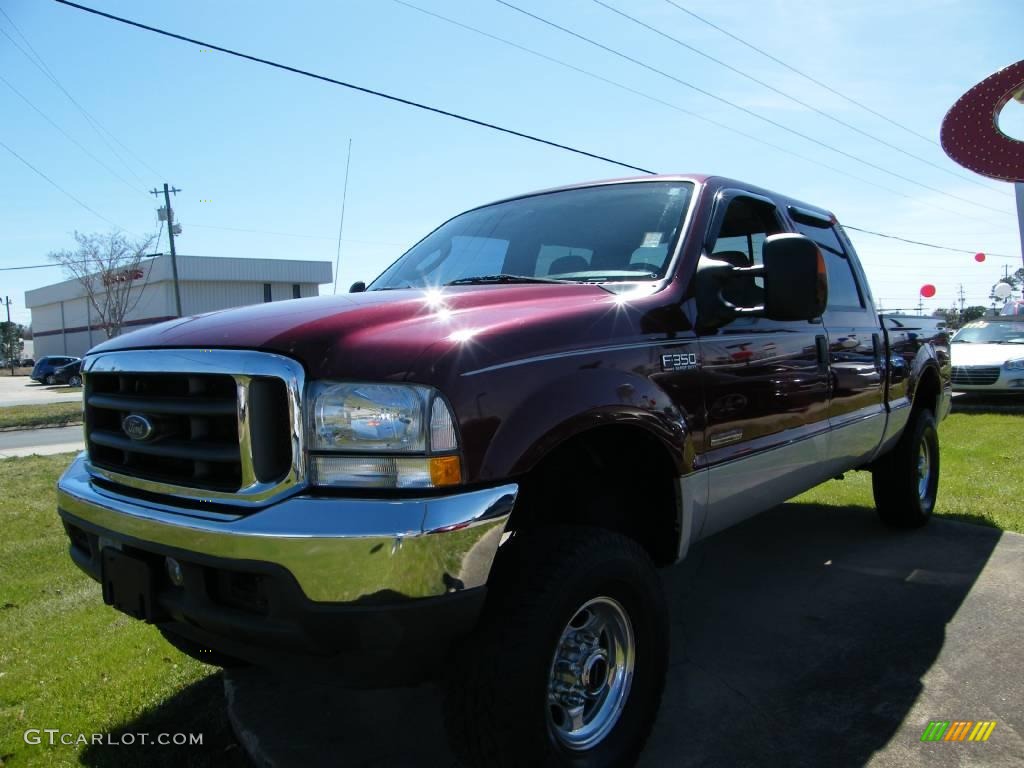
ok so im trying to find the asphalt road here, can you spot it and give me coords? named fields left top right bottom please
left=216, top=503, right=1023, bottom=768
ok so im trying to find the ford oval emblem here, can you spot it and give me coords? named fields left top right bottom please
left=122, top=414, right=155, bottom=441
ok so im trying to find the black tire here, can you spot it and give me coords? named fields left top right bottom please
left=444, top=526, right=668, bottom=768
left=157, top=627, right=250, bottom=669
left=68, top=374, right=82, bottom=387
left=44, top=374, right=56, bottom=385
left=872, top=408, right=939, bottom=528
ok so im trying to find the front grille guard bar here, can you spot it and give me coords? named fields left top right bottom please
left=83, top=349, right=306, bottom=507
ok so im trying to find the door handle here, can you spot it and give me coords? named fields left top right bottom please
left=815, top=335, right=829, bottom=368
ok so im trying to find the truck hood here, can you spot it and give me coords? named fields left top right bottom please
left=951, top=342, right=1024, bottom=366
left=88, top=284, right=641, bottom=381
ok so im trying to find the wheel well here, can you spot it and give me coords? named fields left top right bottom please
left=913, top=366, right=940, bottom=416
left=507, top=425, right=680, bottom=566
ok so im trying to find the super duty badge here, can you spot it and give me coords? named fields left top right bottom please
left=661, top=352, right=698, bottom=371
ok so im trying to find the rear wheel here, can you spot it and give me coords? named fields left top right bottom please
left=444, top=526, right=668, bottom=768
left=68, top=374, right=82, bottom=387
left=872, top=408, right=939, bottom=528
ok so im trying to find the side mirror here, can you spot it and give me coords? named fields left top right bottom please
left=349, top=281, right=366, bottom=293
left=761, top=233, right=827, bottom=321
left=694, top=233, right=827, bottom=331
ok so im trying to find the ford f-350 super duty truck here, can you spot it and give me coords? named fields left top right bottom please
left=57, top=175, right=951, bottom=768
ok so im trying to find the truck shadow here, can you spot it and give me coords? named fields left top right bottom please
left=951, top=393, right=1024, bottom=414
left=79, top=503, right=1002, bottom=767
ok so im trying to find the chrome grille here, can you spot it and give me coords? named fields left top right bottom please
left=951, top=366, right=1000, bottom=386
left=86, top=372, right=243, bottom=491
left=82, top=350, right=305, bottom=505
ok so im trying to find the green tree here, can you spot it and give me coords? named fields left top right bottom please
left=0, top=322, right=24, bottom=372
left=961, top=306, right=987, bottom=324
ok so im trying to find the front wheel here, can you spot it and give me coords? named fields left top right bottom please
left=68, top=374, right=82, bottom=387
left=44, top=374, right=57, bottom=385
left=872, top=408, right=939, bottom=528
left=444, top=526, right=668, bottom=768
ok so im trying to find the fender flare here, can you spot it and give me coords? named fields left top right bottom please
left=478, top=367, right=699, bottom=561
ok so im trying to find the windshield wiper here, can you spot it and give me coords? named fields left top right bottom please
left=446, top=274, right=569, bottom=286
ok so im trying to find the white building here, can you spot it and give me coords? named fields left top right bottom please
left=26, top=254, right=332, bottom=358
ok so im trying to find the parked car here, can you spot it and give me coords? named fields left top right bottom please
left=56, top=174, right=951, bottom=768
left=52, top=359, right=83, bottom=387
left=950, top=318, right=1024, bottom=392
left=20, top=358, right=35, bottom=368
left=31, top=356, right=80, bottom=385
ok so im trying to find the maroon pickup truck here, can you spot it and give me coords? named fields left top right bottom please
left=57, top=175, right=950, bottom=767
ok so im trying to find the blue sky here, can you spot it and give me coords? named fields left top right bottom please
left=1, top=0, right=1022, bottom=326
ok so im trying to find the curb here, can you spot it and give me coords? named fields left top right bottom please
left=0, top=421, right=83, bottom=433
left=223, top=674, right=275, bottom=768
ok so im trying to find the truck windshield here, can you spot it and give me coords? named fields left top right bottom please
left=369, top=181, right=694, bottom=290
left=952, top=322, right=1024, bottom=344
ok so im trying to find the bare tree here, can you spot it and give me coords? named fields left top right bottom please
left=49, top=231, right=156, bottom=339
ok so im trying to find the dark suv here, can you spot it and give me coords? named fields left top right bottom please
left=31, top=356, right=80, bottom=385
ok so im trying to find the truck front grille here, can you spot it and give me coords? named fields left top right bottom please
left=86, top=372, right=244, bottom=491
left=951, top=366, right=1000, bottom=386
left=82, top=350, right=304, bottom=504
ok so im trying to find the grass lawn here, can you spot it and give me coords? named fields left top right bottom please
left=0, top=403, right=83, bottom=431
left=0, top=454, right=246, bottom=768
left=796, top=412, right=1024, bottom=533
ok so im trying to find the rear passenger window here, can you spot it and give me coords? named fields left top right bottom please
left=792, top=222, right=864, bottom=310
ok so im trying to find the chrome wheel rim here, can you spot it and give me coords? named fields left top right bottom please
left=917, top=439, right=933, bottom=504
left=546, top=596, right=635, bottom=751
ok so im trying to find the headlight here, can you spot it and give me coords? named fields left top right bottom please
left=1004, top=358, right=1024, bottom=370
left=307, top=382, right=461, bottom=488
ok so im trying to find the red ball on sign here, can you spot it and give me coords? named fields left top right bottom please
left=920, top=284, right=936, bottom=298
left=975, top=252, right=986, bottom=262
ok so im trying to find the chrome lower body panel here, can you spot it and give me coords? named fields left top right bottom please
left=58, top=454, right=517, bottom=603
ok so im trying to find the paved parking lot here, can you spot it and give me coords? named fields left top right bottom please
left=226, top=502, right=1024, bottom=767
left=0, top=375, right=81, bottom=407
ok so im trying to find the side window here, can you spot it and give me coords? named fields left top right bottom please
left=709, top=196, right=783, bottom=304
left=710, top=197, right=782, bottom=267
left=792, top=222, right=864, bottom=310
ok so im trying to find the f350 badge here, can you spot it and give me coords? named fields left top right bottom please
left=661, top=352, right=698, bottom=372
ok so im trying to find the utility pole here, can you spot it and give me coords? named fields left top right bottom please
left=958, top=284, right=966, bottom=322
left=151, top=184, right=183, bottom=317
left=2, top=296, right=12, bottom=375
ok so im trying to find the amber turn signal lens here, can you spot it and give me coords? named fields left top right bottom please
left=429, top=455, right=462, bottom=486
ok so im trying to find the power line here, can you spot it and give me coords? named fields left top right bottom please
left=493, top=0, right=1010, bottom=219
left=51, top=0, right=655, bottom=176
left=388, top=0, right=982, bottom=224
left=0, top=7, right=162, bottom=181
left=660, top=1, right=942, bottom=150
left=45, top=1, right=1013, bottom=268
left=0, top=26, right=145, bottom=185
left=591, top=0, right=1009, bottom=199
left=843, top=225, right=1016, bottom=259
left=0, top=73, right=146, bottom=196
left=0, top=138, right=123, bottom=228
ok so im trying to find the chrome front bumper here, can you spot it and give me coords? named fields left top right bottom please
left=57, top=454, right=517, bottom=603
